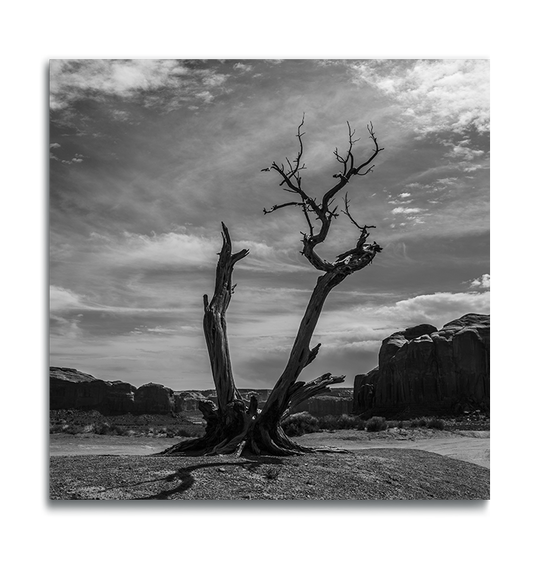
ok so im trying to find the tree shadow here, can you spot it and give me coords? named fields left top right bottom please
left=134, top=456, right=284, bottom=500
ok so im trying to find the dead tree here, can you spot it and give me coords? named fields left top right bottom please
left=161, top=117, right=384, bottom=456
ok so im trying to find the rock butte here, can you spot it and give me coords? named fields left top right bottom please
left=353, top=313, right=490, bottom=416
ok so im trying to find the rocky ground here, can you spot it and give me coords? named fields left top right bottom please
left=49, top=448, right=489, bottom=500
left=49, top=411, right=489, bottom=500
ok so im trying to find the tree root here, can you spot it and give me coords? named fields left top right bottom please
left=157, top=419, right=316, bottom=457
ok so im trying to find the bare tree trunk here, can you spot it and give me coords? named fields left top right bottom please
left=248, top=258, right=378, bottom=455
left=161, top=223, right=252, bottom=455
left=202, top=223, right=248, bottom=412
left=160, top=118, right=384, bottom=457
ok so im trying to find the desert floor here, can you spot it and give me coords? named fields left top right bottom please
left=50, top=427, right=489, bottom=468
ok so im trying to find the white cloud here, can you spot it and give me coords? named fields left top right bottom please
left=404, top=183, right=429, bottom=190
left=435, top=177, right=458, bottom=186
left=117, top=231, right=219, bottom=269
left=143, top=326, right=179, bottom=335
left=50, top=285, right=87, bottom=313
left=468, top=273, right=490, bottom=290
left=57, top=152, right=85, bottom=165
left=50, top=284, right=189, bottom=316
left=202, top=73, right=227, bottom=87
left=110, top=110, right=130, bottom=122
left=49, top=142, right=61, bottom=161
left=90, top=230, right=309, bottom=276
left=233, top=63, right=253, bottom=73
left=350, top=60, right=489, bottom=136
left=399, top=192, right=411, bottom=198
left=373, top=290, right=490, bottom=326
left=234, top=239, right=310, bottom=274
left=50, top=60, right=229, bottom=112
left=50, top=314, right=82, bottom=339
left=445, top=142, right=485, bottom=161
left=389, top=199, right=412, bottom=205
left=392, top=207, right=424, bottom=214
left=196, top=90, right=214, bottom=104
left=50, top=60, right=180, bottom=109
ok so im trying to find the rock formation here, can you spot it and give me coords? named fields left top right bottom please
left=50, top=368, right=354, bottom=418
left=50, top=367, right=182, bottom=416
left=353, top=314, right=490, bottom=415
left=290, top=390, right=354, bottom=417
left=133, top=382, right=178, bottom=415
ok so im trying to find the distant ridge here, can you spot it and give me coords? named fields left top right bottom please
left=49, top=367, right=353, bottom=417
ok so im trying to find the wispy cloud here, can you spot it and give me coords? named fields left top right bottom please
left=83, top=230, right=310, bottom=276
left=50, top=285, right=188, bottom=315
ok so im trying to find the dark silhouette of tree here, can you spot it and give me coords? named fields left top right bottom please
left=162, top=117, right=384, bottom=456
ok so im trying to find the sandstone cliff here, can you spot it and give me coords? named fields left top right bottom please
left=290, top=394, right=353, bottom=417
left=50, top=367, right=182, bottom=416
left=353, top=314, right=490, bottom=415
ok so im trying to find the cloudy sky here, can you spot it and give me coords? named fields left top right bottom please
left=49, top=59, right=489, bottom=390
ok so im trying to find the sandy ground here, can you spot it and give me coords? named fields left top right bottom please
left=49, top=428, right=489, bottom=468
left=295, top=429, right=490, bottom=468
left=49, top=434, right=179, bottom=457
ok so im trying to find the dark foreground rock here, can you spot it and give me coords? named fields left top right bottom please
left=353, top=314, right=490, bottom=416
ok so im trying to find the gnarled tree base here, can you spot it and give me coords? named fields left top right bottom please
left=157, top=400, right=313, bottom=457
left=157, top=429, right=312, bottom=457
left=157, top=425, right=347, bottom=457
left=158, top=373, right=349, bottom=457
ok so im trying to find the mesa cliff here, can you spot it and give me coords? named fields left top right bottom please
left=50, top=368, right=180, bottom=415
left=353, top=313, right=490, bottom=415
left=49, top=368, right=271, bottom=416
left=49, top=367, right=352, bottom=417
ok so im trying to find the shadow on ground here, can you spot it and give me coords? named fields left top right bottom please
left=129, top=456, right=284, bottom=500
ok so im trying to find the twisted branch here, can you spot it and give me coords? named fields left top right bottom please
left=263, top=117, right=383, bottom=273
